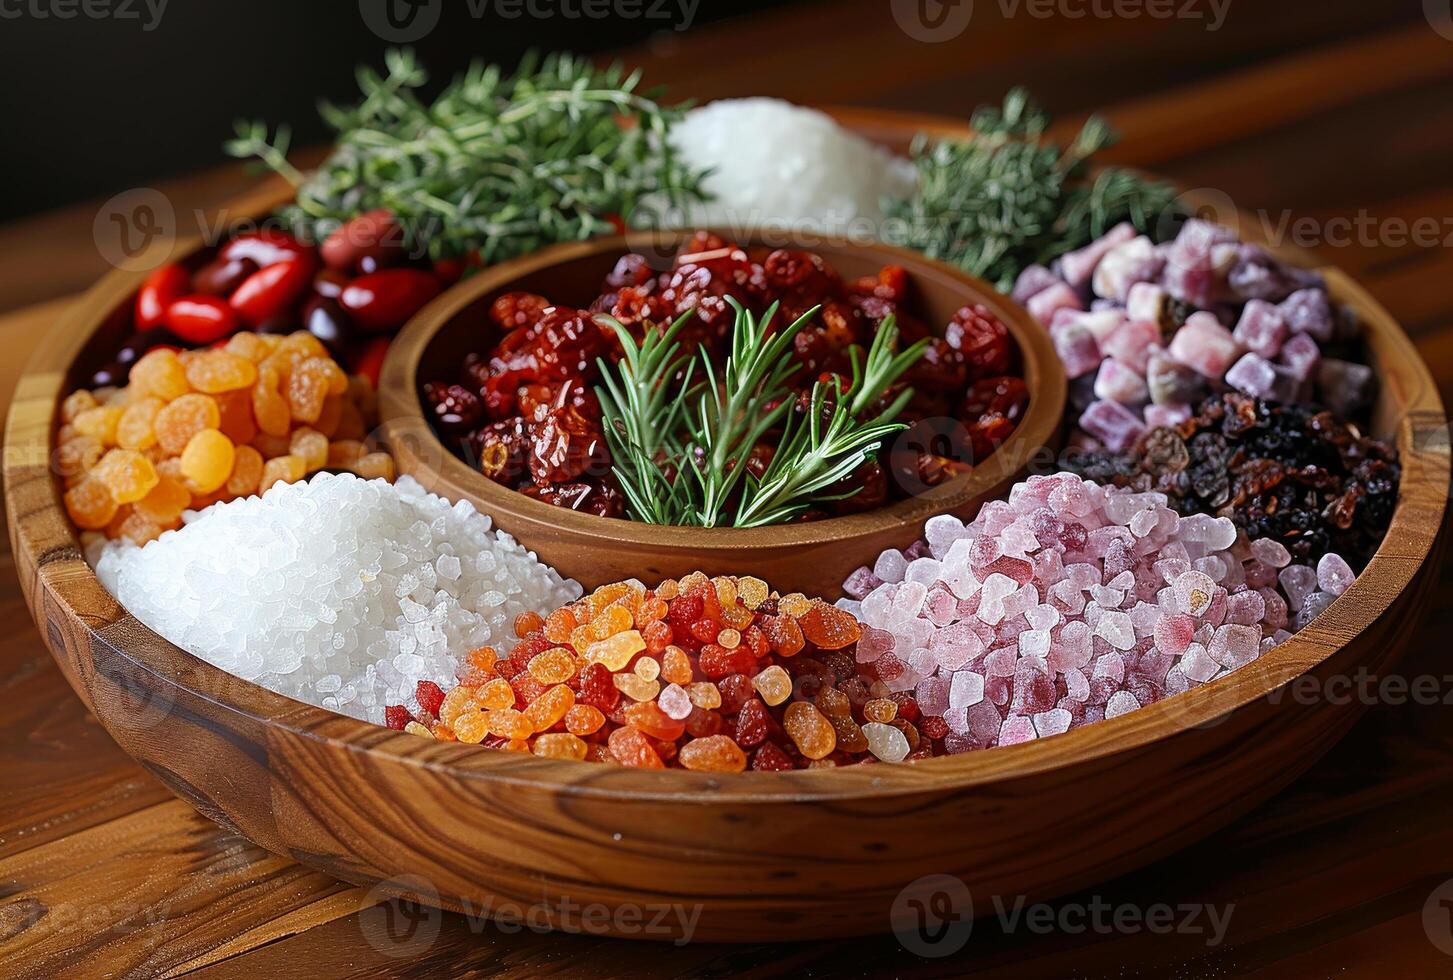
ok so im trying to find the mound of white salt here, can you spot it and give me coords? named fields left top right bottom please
left=93, top=472, right=581, bottom=724
left=656, top=97, right=917, bottom=234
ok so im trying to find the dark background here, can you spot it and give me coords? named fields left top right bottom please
left=0, top=0, right=798, bottom=221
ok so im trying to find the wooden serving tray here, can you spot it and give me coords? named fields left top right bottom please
left=2, top=109, right=1446, bottom=943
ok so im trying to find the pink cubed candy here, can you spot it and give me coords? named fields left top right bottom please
left=1027, top=281, right=1084, bottom=323
left=1167, top=312, right=1242, bottom=378
left=1232, top=299, right=1289, bottom=359
left=1100, top=318, right=1160, bottom=372
left=1225, top=353, right=1298, bottom=402
left=1126, top=281, right=1166, bottom=323
left=1079, top=399, right=1147, bottom=452
left=1278, top=331, right=1321, bottom=383
left=1144, top=403, right=1191, bottom=429
left=1051, top=322, right=1103, bottom=379
left=1061, top=222, right=1137, bottom=288
left=1093, top=235, right=1165, bottom=302
left=1012, top=264, right=1062, bottom=305
left=1092, top=358, right=1149, bottom=404
left=1279, top=287, right=1333, bottom=341
left=1162, top=220, right=1237, bottom=307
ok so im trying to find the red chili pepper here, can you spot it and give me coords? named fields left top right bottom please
left=220, top=229, right=311, bottom=267
left=164, top=295, right=238, bottom=345
left=228, top=255, right=316, bottom=327
left=135, top=263, right=190, bottom=330
left=339, top=268, right=442, bottom=334
left=351, top=336, right=391, bottom=388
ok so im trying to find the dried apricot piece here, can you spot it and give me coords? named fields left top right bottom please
left=92, top=449, right=159, bottom=504
left=113, top=510, right=164, bottom=546
left=260, top=453, right=307, bottom=491
left=287, top=358, right=332, bottom=423
left=349, top=452, right=395, bottom=481
left=798, top=600, right=862, bottom=649
left=115, top=396, right=164, bottom=451
left=129, top=349, right=189, bottom=401
left=214, top=389, right=257, bottom=446
left=225, top=445, right=265, bottom=497
left=224, top=331, right=273, bottom=363
left=313, top=394, right=343, bottom=438
left=564, top=704, right=605, bottom=736
left=289, top=427, right=328, bottom=472
left=73, top=405, right=124, bottom=446
left=179, top=429, right=235, bottom=495
left=154, top=393, right=220, bottom=455
left=61, top=390, right=98, bottom=423
left=134, top=475, right=191, bottom=525
left=53, top=434, right=103, bottom=484
left=325, top=440, right=367, bottom=468
left=64, top=479, right=118, bottom=530
left=185, top=349, right=258, bottom=393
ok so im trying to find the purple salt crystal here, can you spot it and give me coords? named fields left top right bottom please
left=1278, top=331, right=1321, bottom=380
left=1061, top=222, right=1137, bottom=288
left=1012, top=264, right=1062, bottom=305
left=1208, top=623, right=1261, bottom=670
left=1100, top=318, right=1160, bottom=373
left=1144, top=403, right=1191, bottom=429
left=1249, top=538, right=1291, bottom=568
left=1180, top=643, right=1219, bottom=683
left=1079, top=399, right=1146, bottom=452
left=923, top=513, right=968, bottom=558
left=1027, top=281, right=1084, bottom=323
left=916, top=676, right=951, bottom=717
left=1146, top=351, right=1205, bottom=406
left=1011, top=656, right=1057, bottom=715
left=1316, top=359, right=1375, bottom=417
left=1316, top=553, right=1355, bottom=596
left=1093, top=236, right=1165, bottom=302
left=1167, top=312, right=1242, bottom=378
left=1051, top=322, right=1103, bottom=379
left=1126, top=282, right=1166, bottom=323
left=905, top=539, right=932, bottom=561
left=1279, top=287, right=1333, bottom=341
left=1163, top=219, right=1236, bottom=307
left=1278, top=564, right=1318, bottom=612
left=1225, top=590, right=1266, bottom=626
left=842, top=566, right=883, bottom=600
left=905, top=557, right=945, bottom=586
left=873, top=549, right=908, bottom=584
left=1225, top=353, right=1300, bottom=402
left=1231, top=299, right=1289, bottom=359
left=1104, top=690, right=1141, bottom=718
left=1295, top=590, right=1335, bottom=629
left=1092, top=358, right=1149, bottom=405
left=1172, top=569, right=1217, bottom=617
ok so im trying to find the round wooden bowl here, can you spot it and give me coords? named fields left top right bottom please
left=376, top=231, right=1064, bottom=597
left=4, top=110, right=1449, bottom=943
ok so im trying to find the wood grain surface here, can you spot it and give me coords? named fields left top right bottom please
left=4, top=0, right=1453, bottom=975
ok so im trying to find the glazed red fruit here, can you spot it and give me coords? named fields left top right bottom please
left=351, top=336, right=390, bottom=388
left=962, top=375, right=1029, bottom=459
left=192, top=256, right=259, bottom=297
left=229, top=255, right=316, bottom=327
left=946, top=304, right=1014, bottom=380
left=321, top=208, right=401, bottom=274
left=519, top=481, right=624, bottom=518
left=526, top=405, right=606, bottom=484
left=340, top=268, right=442, bottom=333
left=135, top=263, right=190, bottom=330
left=490, top=292, right=553, bottom=330
left=423, top=382, right=484, bottom=434
left=530, top=308, right=611, bottom=380
left=415, top=680, right=445, bottom=717
left=164, top=295, right=238, bottom=345
left=472, top=418, right=529, bottom=485
left=384, top=705, right=411, bottom=730
left=220, top=229, right=310, bottom=267
left=752, top=742, right=794, bottom=772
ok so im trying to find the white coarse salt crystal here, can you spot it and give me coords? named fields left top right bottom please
left=92, top=473, right=581, bottom=725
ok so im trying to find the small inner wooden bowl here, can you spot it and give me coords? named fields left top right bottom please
left=378, top=230, right=1066, bottom=596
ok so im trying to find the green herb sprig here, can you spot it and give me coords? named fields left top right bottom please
left=597, top=306, right=928, bottom=528
left=884, top=88, right=1182, bottom=292
left=226, top=48, right=709, bottom=266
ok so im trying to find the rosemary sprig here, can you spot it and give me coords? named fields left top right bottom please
left=225, top=48, right=709, bottom=266
left=883, top=87, right=1182, bottom=292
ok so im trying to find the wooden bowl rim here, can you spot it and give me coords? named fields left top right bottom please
left=4, top=110, right=1447, bottom=804
left=376, top=229, right=1065, bottom=551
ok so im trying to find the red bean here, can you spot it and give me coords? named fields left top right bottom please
left=220, top=229, right=310, bottom=267
left=321, top=208, right=402, bottom=274
left=312, top=268, right=350, bottom=300
left=351, top=336, right=391, bottom=388
left=135, top=264, right=190, bottom=330
left=229, top=255, right=316, bottom=327
left=339, top=268, right=441, bottom=334
left=164, top=295, right=238, bottom=345
left=192, top=256, right=258, bottom=296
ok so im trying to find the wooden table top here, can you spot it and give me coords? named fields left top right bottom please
left=4, top=2, right=1453, bottom=976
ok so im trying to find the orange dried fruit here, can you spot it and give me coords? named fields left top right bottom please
left=214, top=388, right=258, bottom=445
left=129, top=349, right=189, bottom=401
left=115, top=396, right=164, bottom=451
left=92, top=449, right=159, bottom=504
left=61, top=389, right=98, bottom=423
left=798, top=600, right=862, bottom=649
left=185, top=349, right=258, bottom=393
left=72, top=405, right=123, bottom=445
left=225, top=445, right=265, bottom=497
left=349, top=452, right=395, bottom=481
left=289, top=427, right=329, bottom=471
left=179, top=429, right=235, bottom=494
left=134, top=475, right=191, bottom=525
left=260, top=453, right=307, bottom=491
left=251, top=363, right=291, bottom=437
left=532, top=733, right=588, bottom=760
left=678, top=735, right=747, bottom=773
left=154, top=393, right=220, bottom=455
left=64, top=479, right=118, bottom=530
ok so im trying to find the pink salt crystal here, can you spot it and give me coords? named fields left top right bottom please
left=1137, top=649, right=1173, bottom=684
left=873, top=549, right=908, bottom=584
left=1163, top=220, right=1235, bottom=307
left=1052, top=322, right=1103, bottom=378
left=1278, top=331, right=1321, bottom=381
left=985, top=675, right=1012, bottom=707
left=1225, top=590, right=1265, bottom=626
left=1013, top=264, right=1061, bottom=304
left=1208, top=624, right=1261, bottom=670
left=1048, top=580, right=1087, bottom=616
left=1231, top=299, right=1289, bottom=359
left=1061, top=221, right=1136, bottom=287
left=1084, top=705, right=1106, bottom=724
left=1100, top=318, right=1160, bottom=373
left=1012, top=657, right=1057, bottom=715
left=942, top=732, right=976, bottom=755
left=1143, top=403, right=1192, bottom=430
left=1064, top=667, right=1090, bottom=702
left=1126, top=281, right=1166, bottom=322
left=659, top=683, right=692, bottom=720
left=999, top=715, right=1038, bottom=746
left=1093, top=236, right=1164, bottom=303
left=856, top=626, right=894, bottom=663
left=1180, top=643, right=1219, bottom=683
left=1225, top=352, right=1298, bottom=401
left=984, top=645, right=1018, bottom=678
left=1164, top=666, right=1189, bottom=696
left=1104, top=690, right=1141, bottom=718
left=1026, top=604, right=1060, bottom=631
left=924, top=587, right=959, bottom=627
left=1249, top=538, right=1291, bottom=569
left=1278, top=565, right=1318, bottom=612
left=1019, top=629, right=1051, bottom=659
left=1092, top=651, right=1126, bottom=686
left=1172, top=570, right=1217, bottom=617
left=1032, top=708, right=1073, bottom=737
left=1079, top=399, right=1147, bottom=452
left=1279, top=287, right=1333, bottom=341
left=891, top=581, right=929, bottom=620
left=1027, top=281, right=1083, bottom=323
left=948, top=670, right=985, bottom=709
left=924, top=514, right=969, bottom=558
left=842, top=566, right=883, bottom=600
left=1316, top=553, right=1354, bottom=596
left=906, top=647, right=938, bottom=678
left=905, top=557, right=944, bottom=586
left=1167, top=312, right=1242, bottom=378
left=1092, top=358, right=1149, bottom=404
